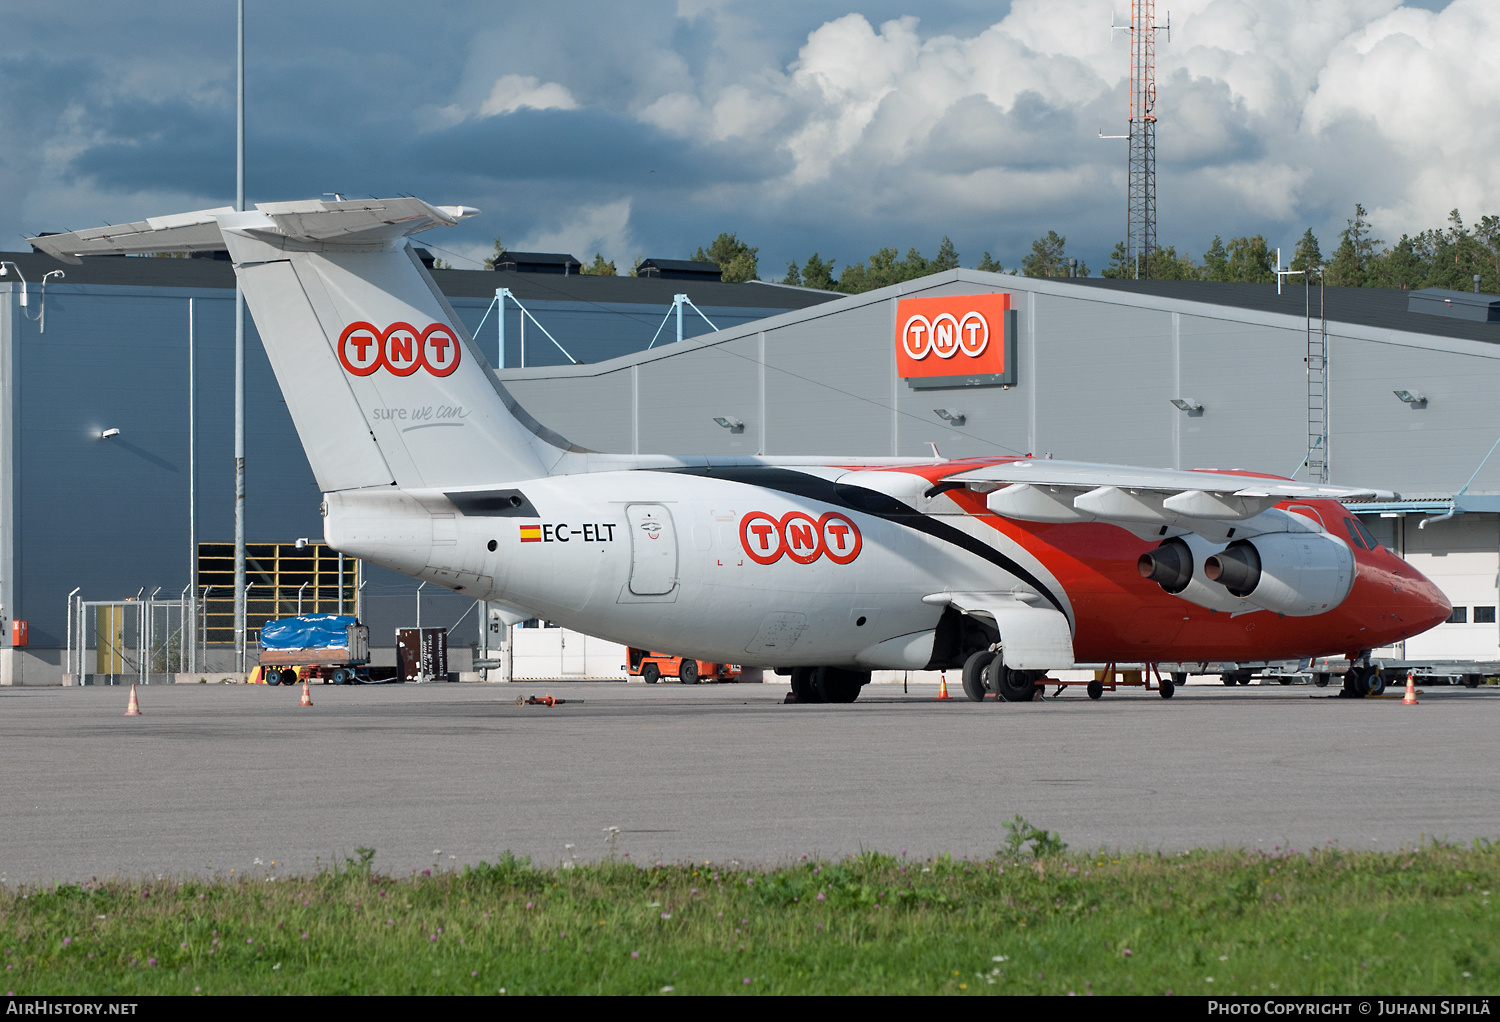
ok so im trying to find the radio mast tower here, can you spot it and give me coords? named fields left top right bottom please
left=1105, top=3, right=1169, bottom=278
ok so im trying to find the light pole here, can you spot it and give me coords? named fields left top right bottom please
left=233, top=0, right=248, bottom=672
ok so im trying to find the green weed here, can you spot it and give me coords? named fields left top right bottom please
left=2, top=843, right=1496, bottom=995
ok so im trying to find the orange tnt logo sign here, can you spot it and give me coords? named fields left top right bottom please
left=895, top=293, right=1014, bottom=387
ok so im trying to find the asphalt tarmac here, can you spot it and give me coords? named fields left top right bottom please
left=2, top=680, right=1497, bottom=883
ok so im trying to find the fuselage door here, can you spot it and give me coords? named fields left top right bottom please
left=627, top=504, right=678, bottom=595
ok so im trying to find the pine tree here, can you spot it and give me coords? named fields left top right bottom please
left=1287, top=228, right=1322, bottom=285
left=1201, top=236, right=1230, bottom=282
left=482, top=238, right=508, bottom=271
left=976, top=252, right=1005, bottom=273
left=581, top=253, right=616, bottom=276
left=932, top=237, right=959, bottom=271
left=693, top=233, right=759, bottom=282
left=1324, top=204, right=1382, bottom=287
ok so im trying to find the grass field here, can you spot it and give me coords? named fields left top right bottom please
left=3, top=826, right=1497, bottom=995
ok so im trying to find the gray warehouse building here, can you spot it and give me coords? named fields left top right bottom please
left=1, top=250, right=1497, bottom=683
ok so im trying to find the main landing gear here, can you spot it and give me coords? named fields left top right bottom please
left=957, top=650, right=1044, bottom=703
left=788, top=666, right=870, bottom=704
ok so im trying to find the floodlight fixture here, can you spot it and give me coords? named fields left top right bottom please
left=713, top=416, right=745, bottom=433
left=1393, top=390, right=1427, bottom=408
left=295, top=537, right=310, bottom=548
left=0, top=262, right=27, bottom=306
left=933, top=408, right=966, bottom=426
left=1170, top=398, right=1203, bottom=414
left=101, top=428, right=121, bottom=439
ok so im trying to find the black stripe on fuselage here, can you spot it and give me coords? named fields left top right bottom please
left=652, top=466, right=1070, bottom=621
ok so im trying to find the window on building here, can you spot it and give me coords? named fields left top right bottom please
left=1474, top=606, right=1496, bottom=624
left=197, top=542, right=359, bottom=645
left=1447, top=606, right=1469, bottom=624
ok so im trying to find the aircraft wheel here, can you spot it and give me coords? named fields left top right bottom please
left=1159, top=677, right=1175, bottom=699
left=1341, top=668, right=1370, bottom=698
left=815, top=666, right=866, bottom=704
left=790, top=666, right=820, bottom=703
left=1086, top=678, right=1103, bottom=700
left=679, top=660, right=699, bottom=685
left=961, top=650, right=996, bottom=702
left=990, top=657, right=1038, bottom=703
left=642, top=664, right=660, bottom=685
left=1367, top=669, right=1387, bottom=696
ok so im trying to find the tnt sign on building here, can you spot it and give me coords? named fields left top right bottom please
left=895, top=293, right=1016, bottom=389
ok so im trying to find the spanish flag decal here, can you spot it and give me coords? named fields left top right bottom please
left=519, top=524, right=542, bottom=543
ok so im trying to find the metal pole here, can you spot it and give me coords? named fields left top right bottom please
left=519, top=306, right=525, bottom=368
left=497, top=289, right=506, bottom=369
left=676, top=294, right=684, bottom=344
left=234, top=0, right=247, bottom=673
left=66, top=587, right=80, bottom=677
left=416, top=581, right=426, bottom=629
left=478, top=600, right=488, bottom=679
left=188, top=298, right=196, bottom=673
left=337, top=552, right=345, bottom=615
left=201, top=584, right=212, bottom=672
left=297, top=581, right=308, bottom=615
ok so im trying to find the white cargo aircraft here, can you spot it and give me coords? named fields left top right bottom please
left=32, top=198, right=1450, bottom=703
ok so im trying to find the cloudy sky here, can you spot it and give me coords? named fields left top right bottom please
left=1, top=0, right=1491, bottom=276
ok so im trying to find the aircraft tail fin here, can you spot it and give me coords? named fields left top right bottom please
left=32, top=199, right=576, bottom=492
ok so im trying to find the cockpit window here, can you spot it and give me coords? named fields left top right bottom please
left=1344, top=518, right=1380, bottom=551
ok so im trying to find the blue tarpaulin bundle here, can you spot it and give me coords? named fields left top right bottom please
left=260, top=614, right=358, bottom=650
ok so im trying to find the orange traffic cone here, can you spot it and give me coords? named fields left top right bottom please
left=299, top=677, right=313, bottom=707
left=1402, top=670, right=1418, bottom=706
left=936, top=673, right=953, bottom=700
left=124, top=684, right=141, bottom=716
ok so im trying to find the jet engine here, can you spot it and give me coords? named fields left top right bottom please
left=1136, top=534, right=1246, bottom=614
left=1202, top=533, right=1354, bottom=617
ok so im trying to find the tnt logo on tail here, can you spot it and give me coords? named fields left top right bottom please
left=339, top=322, right=461, bottom=378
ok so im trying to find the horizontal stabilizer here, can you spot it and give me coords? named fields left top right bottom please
left=29, top=198, right=478, bottom=264
left=30, top=207, right=235, bottom=263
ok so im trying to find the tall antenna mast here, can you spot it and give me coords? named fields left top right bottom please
left=1103, top=3, right=1169, bottom=278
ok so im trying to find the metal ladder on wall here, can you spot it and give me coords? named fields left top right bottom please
left=1306, top=282, right=1328, bottom=484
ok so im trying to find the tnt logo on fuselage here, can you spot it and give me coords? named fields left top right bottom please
left=739, top=511, right=862, bottom=565
left=338, top=321, right=462, bottom=378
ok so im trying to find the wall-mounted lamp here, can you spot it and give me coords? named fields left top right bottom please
left=0, top=261, right=28, bottom=306
left=100, top=427, right=121, bottom=439
left=712, top=416, right=745, bottom=433
left=294, top=537, right=310, bottom=548
left=1170, top=398, right=1204, bottom=414
left=1393, top=389, right=1427, bottom=408
left=933, top=408, right=966, bottom=426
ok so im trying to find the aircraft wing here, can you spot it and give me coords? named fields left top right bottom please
left=942, top=459, right=1394, bottom=533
